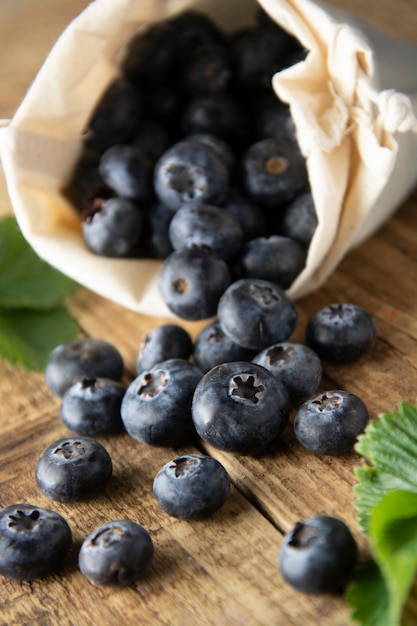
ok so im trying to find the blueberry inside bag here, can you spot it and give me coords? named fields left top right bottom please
left=1, top=0, right=416, bottom=315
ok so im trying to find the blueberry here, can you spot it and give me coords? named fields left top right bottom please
left=223, top=188, right=267, bottom=241
left=122, top=22, right=179, bottom=89
left=79, top=519, right=154, bottom=586
left=254, top=101, right=298, bottom=146
left=193, top=320, right=256, bottom=373
left=66, top=149, right=114, bottom=214
left=131, top=119, right=173, bottom=164
left=189, top=134, right=236, bottom=172
left=158, top=247, right=231, bottom=321
left=145, top=200, right=174, bottom=259
left=82, top=197, right=144, bottom=258
left=217, top=278, right=298, bottom=350
left=229, top=25, right=295, bottom=90
left=153, top=454, right=230, bottom=519
left=235, top=81, right=278, bottom=117
left=180, top=42, right=231, bottom=95
left=142, top=84, right=185, bottom=130
left=99, top=144, right=153, bottom=201
left=36, top=437, right=113, bottom=502
left=85, top=79, right=142, bottom=153
left=236, top=235, right=307, bottom=289
left=60, top=377, right=126, bottom=436
left=281, top=191, right=318, bottom=248
left=306, top=303, right=377, bottom=364
left=168, top=203, right=243, bottom=259
left=135, top=323, right=193, bottom=375
left=293, top=390, right=369, bottom=455
left=241, top=138, right=308, bottom=207
left=45, top=338, right=124, bottom=397
left=192, top=361, right=290, bottom=455
left=181, top=94, right=249, bottom=149
left=0, top=503, right=72, bottom=581
left=121, top=359, right=202, bottom=447
left=154, top=137, right=230, bottom=211
left=168, top=10, right=224, bottom=53
left=279, top=515, right=357, bottom=594
left=252, top=342, right=322, bottom=400
left=256, top=8, right=307, bottom=67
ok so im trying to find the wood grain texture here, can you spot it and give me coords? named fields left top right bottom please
left=0, top=1, right=416, bottom=625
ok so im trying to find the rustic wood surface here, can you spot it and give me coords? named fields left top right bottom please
left=0, top=1, right=416, bottom=625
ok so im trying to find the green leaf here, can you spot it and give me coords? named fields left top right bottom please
left=370, top=490, right=417, bottom=625
left=350, top=402, right=417, bottom=625
left=0, top=215, right=79, bottom=309
left=354, top=466, right=413, bottom=533
left=0, top=306, right=79, bottom=371
left=346, top=559, right=390, bottom=626
left=354, top=402, right=417, bottom=529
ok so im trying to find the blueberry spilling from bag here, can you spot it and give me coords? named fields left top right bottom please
left=67, top=7, right=313, bottom=320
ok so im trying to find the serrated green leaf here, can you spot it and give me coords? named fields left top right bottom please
left=356, top=404, right=417, bottom=459
left=350, top=402, right=417, bottom=625
left=354, top=402, right=417, bottom=517
left=0, top=215, right=79, bottom=309
left=353, top=466, right=411, bottom=533
left=355, top=419, right=417, bottom=490
left=346, top=559, right=390, bottom=626
left=370, top=490, right=417, bottom=625
left=0, top=306, right=79, bottom=371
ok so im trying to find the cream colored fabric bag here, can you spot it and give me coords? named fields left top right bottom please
left=1, top=0, right=416, bottom=315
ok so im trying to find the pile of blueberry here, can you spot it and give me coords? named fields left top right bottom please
left=0, top=298, right=376, bottom=595
left=67, top=7, right=318, bottom=320
left=1, top=6, right=378, bottom=603
left=0, top=501, right=155, bottom=586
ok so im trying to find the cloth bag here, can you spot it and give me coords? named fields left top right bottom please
left=1, top=0, right=416, bottom=316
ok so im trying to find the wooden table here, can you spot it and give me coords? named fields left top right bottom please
left=0, top=1, right=416, bottom=624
